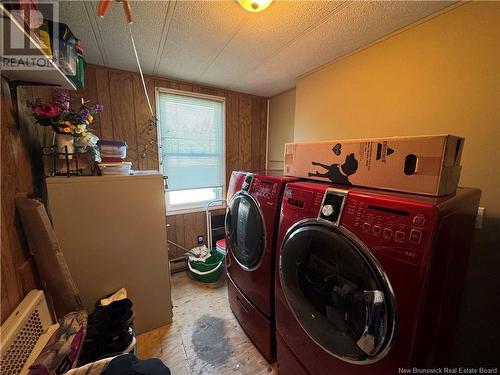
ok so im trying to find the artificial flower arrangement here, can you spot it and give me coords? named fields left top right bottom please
left=28, top=91, right=103, bottom=156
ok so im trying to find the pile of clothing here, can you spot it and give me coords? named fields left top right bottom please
left=27, top=311, right=88, bottom=375
left=79, top=289, right=136, bottom=365
left=68, top=353, right=170, bottom=375
left=26, top=287, right=171, bottom=374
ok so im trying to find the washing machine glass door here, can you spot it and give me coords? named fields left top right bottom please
left=225, top=192, right=266, bottom=270
left=280, top=221, right=396, bottom=364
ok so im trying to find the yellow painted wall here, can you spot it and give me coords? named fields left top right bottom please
left=294, top=1, right=500, bottom=217
left=267, top=89, right=296, bottom=170
left=290, top=3, right=500, bottom=364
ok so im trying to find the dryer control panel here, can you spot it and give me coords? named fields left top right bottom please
left=250, top=177, right=279, bottom=204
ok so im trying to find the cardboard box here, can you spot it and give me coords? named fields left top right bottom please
left=284, top=135, right=464, bottom=196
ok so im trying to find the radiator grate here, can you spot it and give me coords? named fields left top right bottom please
left=0, top=310, right=44, bottom=375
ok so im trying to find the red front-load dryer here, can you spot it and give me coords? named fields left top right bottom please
left=225, top=171, right=299, bottom=362
left=275, top=181, right=480, bottom=374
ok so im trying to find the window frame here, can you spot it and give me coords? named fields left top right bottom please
left=156, top=87, right=226, bottom=216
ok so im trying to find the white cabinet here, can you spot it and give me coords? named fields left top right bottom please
left=46, top=174, right=172, bottom=334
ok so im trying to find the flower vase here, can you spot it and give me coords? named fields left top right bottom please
left=55, top=133, right=75, bottom=159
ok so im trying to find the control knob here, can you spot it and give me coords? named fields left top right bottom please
left=322, top=204, right=334, bottom=217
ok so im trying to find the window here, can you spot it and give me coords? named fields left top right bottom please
left=157, top=90, right=225, bottom=213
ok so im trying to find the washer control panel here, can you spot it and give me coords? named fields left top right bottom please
left=341, top=194, right=434, bottom=264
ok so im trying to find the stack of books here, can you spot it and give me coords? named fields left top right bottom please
left=97, top=140, right=132, bottom=175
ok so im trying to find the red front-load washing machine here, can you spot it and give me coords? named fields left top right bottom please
left=225, top=171, right=299, bottom=362
left=275, top=181, right=480, bottom=374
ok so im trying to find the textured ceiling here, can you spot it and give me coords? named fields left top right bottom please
left=55, top=0, right=454, bottom=97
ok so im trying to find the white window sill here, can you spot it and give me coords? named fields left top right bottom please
left=166, top=204, right=226, bottom=216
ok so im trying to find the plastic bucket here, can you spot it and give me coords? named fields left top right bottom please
left=215, top=238, right=226, bottom=256
left=188, top=250, right=224, bottom=283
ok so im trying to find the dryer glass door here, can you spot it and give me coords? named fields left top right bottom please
left=280, top=221, right=396, bottom=364
left=225, top=192, right=266, bottom=270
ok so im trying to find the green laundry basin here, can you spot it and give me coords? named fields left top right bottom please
left=188, top=250, right=224, bottom=283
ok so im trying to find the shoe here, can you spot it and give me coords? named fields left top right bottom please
left=79, top=326, right=136, bottom=365
left=89, top=299, right=134, bottom=328
left=98, top=327, right=135, bottom=356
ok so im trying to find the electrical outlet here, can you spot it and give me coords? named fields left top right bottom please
left=475, top=207, right=485, bottom=229
left=197, top=235, right=204, bottom=245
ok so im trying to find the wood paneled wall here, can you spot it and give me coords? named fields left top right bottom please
left=166, top=208, right=226, bottom=259
left=67, top=65, right=268, bottom=178
left=1, top=78, right=41, bottom=323
left=68, top=64, right=268, bottom=251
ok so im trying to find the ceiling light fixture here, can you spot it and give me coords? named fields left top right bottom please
left=237, top=0, right=273, bottom=13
